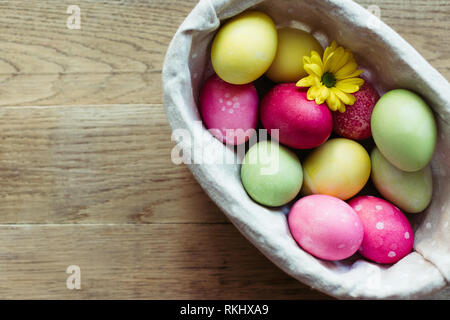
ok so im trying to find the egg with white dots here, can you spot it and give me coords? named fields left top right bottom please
left=348, top=196, right=414, bottom=264
left=199, top=74, right=259, bottom=145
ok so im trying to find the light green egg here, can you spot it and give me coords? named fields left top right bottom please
left=371, top=89, right=437, bottom=172
left=241, top=140, right=303, bottom=207
left=371, top=147, right=433, bottom=213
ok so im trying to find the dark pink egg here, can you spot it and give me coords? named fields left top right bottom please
left=199, top=74, right=258, bottom=145
left=333, top=81, right=379, bottom=140
left=260, top=83, right=332, bottom=149
left=348, top=196, right=414, bottom=264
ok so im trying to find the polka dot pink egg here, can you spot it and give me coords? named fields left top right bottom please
left=349, top=196, right=414, bottom=264
left=288, top=195, right=364, bottom=261
left=199, top=74, right=258, bottom=145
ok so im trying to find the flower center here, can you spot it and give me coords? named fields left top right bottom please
left=321, top=72, right=336, bottom=88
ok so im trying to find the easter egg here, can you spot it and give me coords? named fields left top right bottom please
left=371, top=89, right=437, bottom=172
left=349, top=196, right=414, bottom=264
left=211, top=11, right=278, bottom=85
left=260, top=83, right=332, bottom=149
left=288, top=195, right=364, bottom=261
left=241, top=140, right=303, bottom=207
left=199, top=74, right=259, bottom=145
left=266, top=28, right=323, bottom=83
left=371, top=147, right=433, bottom=213
left=302, top=138, right=371, bottom=200
left=333, top=81, right=379, bottom=140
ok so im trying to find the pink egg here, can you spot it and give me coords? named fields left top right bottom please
left=199, top=74, right=258, bottom=145
left=333, top=81, right=379, bottom=140
left=348, top=196, right=414, bottom=264
left=260, top=83, right=332, bottom=149
left=288, top=195, right=364, bottom=261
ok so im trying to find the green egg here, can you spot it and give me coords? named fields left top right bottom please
left=241, top=140, right=303, bottom=207
left=371, top=89, right=437, bottom=172
left=371, top=147, right=433, bottom=213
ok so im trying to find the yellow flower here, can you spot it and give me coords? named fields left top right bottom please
left=296, top=41, right=364, bottom=113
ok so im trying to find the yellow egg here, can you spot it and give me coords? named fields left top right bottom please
left=266, top=28, right=323, bottom=83
left=301, top=138, right=371, bottom=200
left=211, top=11, right=278, bottom=85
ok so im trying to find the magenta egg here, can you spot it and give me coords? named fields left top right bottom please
left=333, top=81, right=379, bottom=140
left=199, top=74, right=259, bottom=145
left=288, top=195, right=364, bottom=261
left=260, top=83, right=332, bottom=149
left=348, top=196, right=414, bottom=264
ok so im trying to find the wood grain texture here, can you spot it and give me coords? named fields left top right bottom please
left=0, top=104, right=225, bottom=224
left=356, top=0, right=450, bottom=79
left=0, top=0, right=448, bottom=299
left=0, top=0, right=193, bottom=106
left=0, top=0, right=447, bottom=107
left=0, top=224, right=327, bottom=299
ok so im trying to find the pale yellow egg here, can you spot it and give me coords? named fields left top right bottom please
left=266, top=28, right=323, bottom=83
left=211, top=11, right=278, bottom=85
left=301, top=138, right=371, bottom=200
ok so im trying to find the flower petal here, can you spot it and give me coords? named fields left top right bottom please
left=329, top=40, right=338, bottom=51
left=323, top=42, right=338, bottom=71
left=323, top=47, right=333, bottom=65
left=326, top=90, right=340, bottom=112
left=296, top=74, right=318, bottom=87
left=323, top=51, right=335, bottom=72
left=334, top=61, right=358, bottom=79
left=310, top=51, right=324, bottom=69
left=304, top=63, right=323, bottom=77
left=327, top=47, right=344, bottom=71
left=332, top=87, right=356, bottom=105
left=338, top=103, right=347, bottom=113
left=329, top=49, right=353, bottom=74
left=315, top=86, right=330, bottom=105
left=335, top=83, right=359, bottom=93
left=339, top=77, right=365, bottom=86
left=303, top=55, right=312, bottom=65
left=335, top=78, right=364, bottom=93
left=307, top=85, right=321, bottom=101
left=336, top=69, right=364, bottom=80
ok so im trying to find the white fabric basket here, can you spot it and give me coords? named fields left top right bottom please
left=162, top=0, right=450, bottom=299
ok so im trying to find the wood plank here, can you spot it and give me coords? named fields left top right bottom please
left=0, top=104, right=226, bottom=224
left=0, top=224, right=329, bottom=299
left=0, top=1, right=447, bottom=107
left=0, top=73, right=158, bottom=107
left=0, top=0, right=199, bottom=106
left=354, top=0, right=450, bottom=79
left=0, top=0, right=196, bottom=74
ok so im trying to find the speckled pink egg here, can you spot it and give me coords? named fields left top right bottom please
left=333, top=81, right=379, bottom=140
left=199, top=74, right=258, bottom=145
left=348, top=196, right=414, bottom=264
left=260, top=83, right=332, bottom=149
left=288, top=195, right=364, bottom=261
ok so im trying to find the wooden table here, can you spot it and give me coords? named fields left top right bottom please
left=0, top=0, right=448, bottom=299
